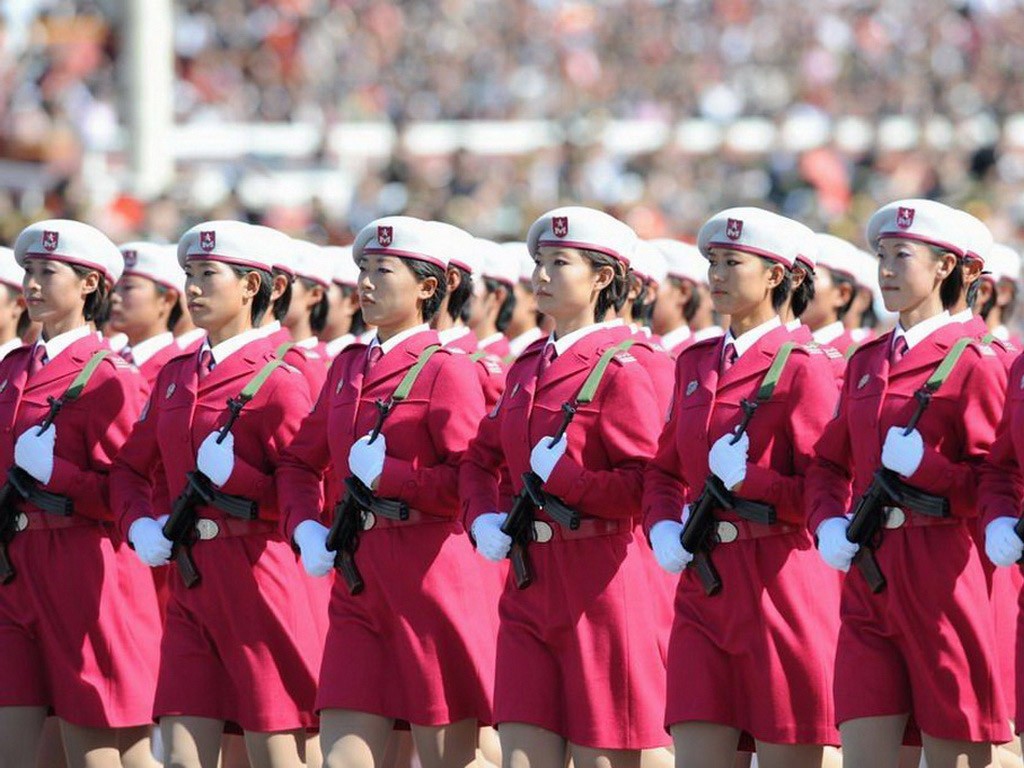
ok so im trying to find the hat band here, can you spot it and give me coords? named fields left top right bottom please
left=23, top=251, right=115, bottom=283
left=449, top=258, right=474, bottom=274
left=704, top=241, right=793, bottom=270
left=535, top=239, right=629, bottom=266
left=667, top=270, right=707, bottom=286
left=185, top=252, right=274, bottom=273
left=296, top=272, right=331, bottom=288
left=361, top=247, right=447, bottom=270
left=875, top=231, right=965, bottom=259
left=122, top=269, right=183, bottom=293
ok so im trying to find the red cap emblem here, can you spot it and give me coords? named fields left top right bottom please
left=377, top=226, right=393, bottom=247
left=42, top=231, right=59, bottom=251
left=552, top=217, right=569, bottom=238
left=122, top=249, right=138, bottom=268
left=896, top=207, right=915, bottom=230
left=199, top=231, right=216, bottom=251
left=726, top=218, right=743, bottom=241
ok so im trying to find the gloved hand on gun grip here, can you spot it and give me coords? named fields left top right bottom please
left=985, top=517, right=1024, bottom=568
left=708, top=431, right=748, bottom=490
left=650, top=504, right=694, bottom=574
left=14, top=423, right=56, bottom=484
left=530, top=435, right=567, bottom=482
left=816, top=516, right=859, bottom=572
left=293, top=519, right=335, bottom=577
left=471, top=512, right=511, bottom=562
left=197, top=431, right=235, bottom=486
left=880, top=426, right=924, bottom=478
left=129, top=515, right=172, bottom=567
left=348, top=432, right=387, bottom=489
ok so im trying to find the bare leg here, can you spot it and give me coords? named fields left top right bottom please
left=753, top=741, right=823, bottom=768
left=499, top=723, right=566, bottom=768
left=118, top=725, right=161, bottom=768
left=244, top=729, right=307, bottom=768
left=570, top=743, right=641, bottom=768
left=672, top=722, right=742, bottom=768
left=478, top=727, right=502, bottom=768
left=58, top=722, right=122, bottom=768
left=161, top=716, right=226, bottom=768
left=35, top=715, right=66, bottom=768
left=921, top=733, right=996, bottom=768
left=307, top=733, right=324, bottom=768
left=412, top=719, right=478, bottom=768
left=899, top=747, right=923, bottom=768
left=840, top=715, right=909, bottom=768
left=0, top=706, right=47, bottom=768
left=320, top=709, right=395, bottom=768
left=384, top=731, right=415, bottom=768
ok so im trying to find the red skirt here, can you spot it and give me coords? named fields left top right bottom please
left=0, top=521, right=161, bottom=728
left=666, top=528, right=841, bottom=746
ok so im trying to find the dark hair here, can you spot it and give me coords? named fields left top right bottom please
left=70, top=265, right=111, bottom=323
left=4, top=285, right=29, bottom=337
left=827, top=272, right=857, bottom=321
left=404, top=259, right=447, bottom=322
left=446, top=266, right=473, bottom=323
left=939, top=260, right=965, bottom=310
left=156, top=285, right=183, bottom=332
left=979, top=286, right=998, bottom=320
left=679, top=278, right=702, bottom=322
left=790, top=268, right=816, bottom=318
left=630, top=279, right=655, bottom=325
left=484, top=277, right=517, bottom=333
left=758, top=258, right=792, bottom=312
left=271, top=268, right=293, bottom=323
left=581, top=250, right=628, bottom=321
left=300, top=277, right=330, bottom=334
left=230, top=266, right=273, bottom=325
left=338, top=285, right=367, bottom=335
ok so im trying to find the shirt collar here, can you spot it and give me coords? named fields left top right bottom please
left=437, top=326, right=472, bottom=347
left=125, top=332, right=175, bottom=366
left=812, top=321, right=846, bottom=345
left=255, top=320, right=282, bottom=339
left=723, top=316, right=781, bottom=360
left=785, top=319, right=802, bottom=332
left=325, top=333, right=355, bottom=357
left=893, top=310, right=953, bottom=352
left=659, top=324, right=692, bottom=350
left=38, top=324, right=93, bottom=362
left=508, top=327, right=543, bottom=357
left=176, top=328, right=206, bottom=349
left=992, top=324, right=1010, bottom=341
left=294, top=336, right=319, bottom=349
left=693, top=325, right=725, bottom=343
left=478, top=332, right=506, bottom=349
left=546, top=319, right=623, bottom=358
left=0, top=338, right=23, bottom=361
left=950, top=308, right=973, bottom=324
left=204, top=325, right=269, bottom=365
left=371, top=323, right=430, bottom=356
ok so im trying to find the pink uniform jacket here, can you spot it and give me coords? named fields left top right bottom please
left=481, top=334, right=512, bottom=361
left=644, top=325, right=842, bottom=746
left=807, top=323, right=1010, bottom=742
left=277, top=329, right=497, bottom=726
left=460, top=326, right=671, bottom=749
left=0, top=333, right=161, bottom=728
left=267, top=327, right=328, bottom=400
left=136, top=339, right=190, bottom=390
left=110, top=336, right=325, bottom=732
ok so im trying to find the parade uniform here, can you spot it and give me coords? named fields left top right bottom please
left=278, top=217, right=497, bottom=727
left=0, top=247, right=25, bottom=362
left=0, top=221, right=161, bottom=728
left=110, top=221, right=325, bottom=732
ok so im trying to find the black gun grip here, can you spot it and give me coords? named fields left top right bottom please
left=852, top=547, right=886, bottom=593
left=692, top=550, right=722, bottom=596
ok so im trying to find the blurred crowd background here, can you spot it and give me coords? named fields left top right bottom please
left=3, top=0, right=1024, bottom=254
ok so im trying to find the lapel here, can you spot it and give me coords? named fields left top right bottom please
left=535, top=325, right=620, bottom=397
left=717, top=325, right=791, bottom=395
left=362, top=329, right=439, bottom=398
left=198, top=337, right=273, bottom=397
left=963, top=314, right=987, bottom=340
left=25, top=333, right=104, bottom=396
left=888, top=321, right=961, bottom=381
left=790, top=323, right=813, bottom=344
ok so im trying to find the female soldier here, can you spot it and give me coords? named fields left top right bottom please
left=277, top=216, right=496, bottom=768
left=0, top=220, right=161, bottom=768
left=322, top=245, right=363, bottom=359
left=110, top=220, right=325, bottom=768
left=644, top=208, right=842, bottom=768
left=0, top=246, right=27, bottom=360
left=808, top=199, right=1010, bottom=768
left=111, top=242, right=187, bottom=388
left=461, top=206, right=672, bottom=768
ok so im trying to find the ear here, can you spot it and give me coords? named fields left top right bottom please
left=242, top=270, right=262, bottom=301
left=592, top=264, right=616, bottom=293
left=80, top=270, right=102, bottom=297
left=766, top=262, right=786, bottom=289
left=446, top=267, right=461, bottom=293
left=417, top=275, right=439, bottom=304
left=835, top=281, right=854, bottom=310
left=976, top=279, right=995, bottom=307
left=271, top=272, right=290, bottom=301
left=961, top=258, right=984, bottom=285
left=790, top=265, right=808, bottom=288
left=160, top=288, right=180, bottom=315
left=936, top=252, right=959, bottom=281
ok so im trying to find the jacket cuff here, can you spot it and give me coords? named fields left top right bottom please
left=377, top=456, right=417, bottom=501
left=542, top=455, right=585, bottom=504
left=217, top=456, right=270, bottom=499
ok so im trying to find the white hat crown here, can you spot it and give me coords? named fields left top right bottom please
left=527, top=206, right=638, bottom=266
left=15, top=219, right=124, bottom=283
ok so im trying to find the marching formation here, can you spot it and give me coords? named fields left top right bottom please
left=0, top=198, right=1022, bottom=768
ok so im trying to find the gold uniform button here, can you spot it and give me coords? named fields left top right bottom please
left=195, top=518, right=220, bottom=540
left=532, top=521, right=554, bottom=543
left=716, top=521, right=739, bottom=544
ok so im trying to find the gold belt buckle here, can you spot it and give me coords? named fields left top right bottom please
left=195, top=518, right=220, bottom=540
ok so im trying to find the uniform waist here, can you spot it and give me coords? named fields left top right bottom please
left=193, top=516, right=277, bottom=540
left=711, top=518, right=801, bottom=544
left=881, top=506, right=959, bottom=531
left=531, top=516, right=627, bottom=543
left=15, top=510, right=106, bottom=531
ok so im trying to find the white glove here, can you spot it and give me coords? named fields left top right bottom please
left=816, top=516, right=859, bottom=572
left=650, top=516, right=693, bottom=574
left=14, top=423, right=56, bottom=484
left=129, top=515, right=172, bottom=567
left=471, top=512, right=511, bottom=562
left=985, top=517, right=1024, bottom=568
left=708, top=431, right=749, bottom=490
left=197, top=431, right=234, bottom=487
left=881, top=426, right=924, bottom=478
left=293, top=519, right=335, bottom=577
left=348, top=432, right=386, bottom=489
left=530, top=434, right=567, bottom=483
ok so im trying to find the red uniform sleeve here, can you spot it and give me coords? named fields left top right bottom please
left=459, top=408, right=504, bottom=533
left=642, top=397, right=689, bottom=537
left=110, top=386, right=165, bottom=538
left=806, top=365, right=857, bottom=535
left=979, top=386, right=1024, bottom=528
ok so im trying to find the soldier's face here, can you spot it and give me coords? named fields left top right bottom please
left=532, top=246, right=612, bottom=324
left=706, top=248, right=781, bottom=319
left=22, top=258, right=99, bottom=326
left=356, top=253, right=436, bottom=330
left=876, top=239, right=954, bottom=314
left=183, top=259, right=255, bottom=331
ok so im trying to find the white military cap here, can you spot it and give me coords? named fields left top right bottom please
left=119, top=242, right=185, bottom=293
left=354, top=216, right=450, bottom=270
left=865, top=199, right=964, bottom=258
left=956, top=209, right=993, bottom=266
left=985, top=243, right=1021, bottom=286
left=177, top=220, right=275, bottom=273
left=324, top=245, right=359, bottom=287
left=697, top=207, right=808, bottom=270
left=291, top=239, right=333, bottom=288
left=501, top=241, right=535, bottom=283
left=527, top=206, right=638, bottom=267
left=631, top=240, right=669, bottom=286
left=813, top=234, right=862, bottom=282
left=251, top=225, right=297, bottom=277
left=431, top=222, right=479, bottom=274
left=0, top=246, right=25, bottom=290
left=478, top=238, right=520, bottom=286
left=15, top=219, right=123, bottom=284
left=651, top=239, right=707, bottom=286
